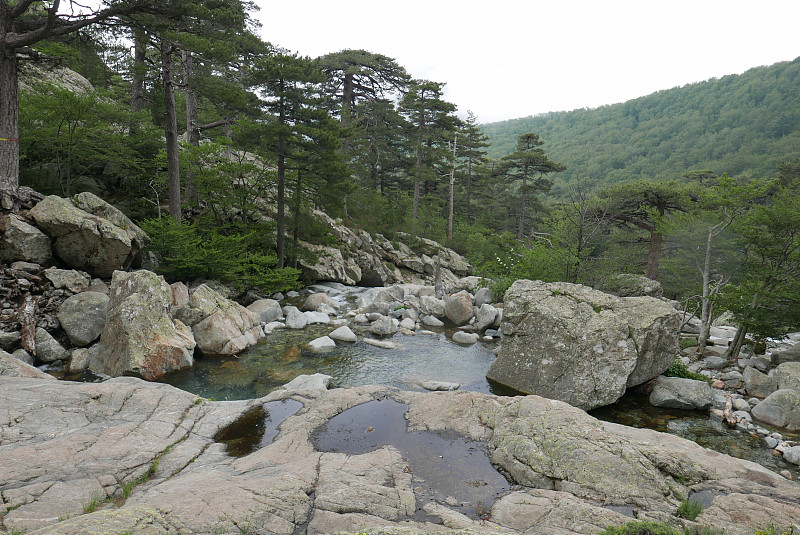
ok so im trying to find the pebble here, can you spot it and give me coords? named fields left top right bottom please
left=765, top=437, right=779, bottom=448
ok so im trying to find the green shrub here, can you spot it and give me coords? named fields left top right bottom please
left=664, top=358, right=713, bottom=384
left=676, top=498, right=703, bottom=521
left=599, top=520, right=682, bottom=535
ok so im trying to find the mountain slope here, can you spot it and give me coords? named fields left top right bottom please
left=481, top=57, right=800, bottom=196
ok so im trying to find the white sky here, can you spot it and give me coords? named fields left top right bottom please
left=252, top=0, right=800, bottom=124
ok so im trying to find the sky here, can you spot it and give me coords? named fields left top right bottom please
left=252, top=0, right=800, bottom=124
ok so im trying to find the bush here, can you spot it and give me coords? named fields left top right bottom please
left=664, top=358, right=713, bottom=384
left=676, top=498, right=703, bottom=521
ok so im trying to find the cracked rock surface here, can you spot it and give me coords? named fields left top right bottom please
left=1, top=377, right=800, bottom=535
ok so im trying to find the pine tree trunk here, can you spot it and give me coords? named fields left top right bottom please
left=131, top=29, right=147, bottom=114
left=183, top=50, right=199, bottom=205
left=0, top=40, right=20, bottom=211
left=292, top=171, right=301, bottom=269
left=518, top=165, right=528, bottom=241
left=645, top=230, right=662, bottom=279
left=161, top=40, right=181, bottom=221
left=276, top=90, right=286, bottom=268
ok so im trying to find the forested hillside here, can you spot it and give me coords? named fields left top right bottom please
left=481, top=57, right=800, bottom=196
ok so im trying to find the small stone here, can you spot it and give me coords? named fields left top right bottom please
left=732, top=398, right=751, bottom=412
left=419, top=381, right=461, bottom=391
left=451, top=331, right=479, bottom=344
left=711, top=379, right=725, bottom=389
left=362, top=338, right=398, bottom=349
left=780, top=470, right=793, bottom=480
left=765, top=437, right=779, bottom=448
left=422, top=315, right=444, bottom=327
left=398, top=318, right=416, bottom=330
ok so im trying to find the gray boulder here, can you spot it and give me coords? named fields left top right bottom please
left=0, top=349, right=54, bottom=379
left=751, top=389, right=800, bottom=430
left=421, top=315, right=444, bottom=327
left=302, top=292, right=337, bottom=312
left=30, top=195, right=136, bottom=277
left=774, top=362, right=800, bottom=392
left=444, top=290, right=474, bottom=325
left=43, top=268, right=90, bottom=293
left=304, top=311, right=331, bottom=325
left=419, top=295, right=445, bottom=318
left=56, top=291, right=109, bottom=347
left=0, top=330, right=20, bottom=352
left=475, top=303, right=498, bottom=331
left=784, top=446, right=800, bottom=466
left=308, top=336, right=336, bottom=353
left=744, top=366, right=778, bottom=399
left=649, top=376, right=715, bottom=410
left=90, top=270, right=195, bottom=380
left=189, top=284, right=263, bottom=356
left=0, top=214, right=52, bottom=265
left=600, top=273, right=664, bottom=298
left=369, top=315, right=397, bottom=337
left=247, top=298, right=283, bottom=324
left=34, top=327, right=69, bottom=362
left=452, top=331, right=479, bottom=344
left=487, top=280, right=680, bottom=410
left=71, top=191, right=150, bottom=257
left=284, top=306, right=308, bottom=329
left=771, top=344, right=800, bottom=366
left=473, top=287, right=493, bottom=308
left=329, top=326, right=357, bottom=343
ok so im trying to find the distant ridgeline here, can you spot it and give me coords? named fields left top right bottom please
left=481, top=56, right=800, bottom=197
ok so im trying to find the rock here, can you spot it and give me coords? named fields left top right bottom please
left=68, top=347, right=93, bottom=371
left=472, top=287, right=493, bottom=308
left=280, top=373, right=332, bottom=392
left=170, top=282, right=190, bottom=307
left=304, top=311, right=331, bottom=325
left=720, top=370, right=744, bottom=389
left=0, top=349, right=54, bottom=379
left=329, top=326, right=357, bottom=343
left=703, top=356, right=728, bottom=369
left=308, top=336, right=336, bottom=353
left=444, top=290, right=474, bottom=325
left=487, top=280, right=680, bottom=410
left=0, top=214, right=52, bottom=265
left=11, top=348, right=34, bottom=365
left=189, top=285, right=262, bottom=356
left=451, top=331, right=479, bottom=345
left=43, top=268, right=90, bottom=293
left=771, top=344, right=800, bottom=366
left=751, top=389, right=800, bottom=430
left=302, top=292, right=337, bottom=312
left=744, top=366, right=778, bottom=398
left=474, top=303, right=498, bottom=331
left=71, top=191, right=150, bottom=258
left=732, top=398, right=751, bottom=412
left=649, top=376, right=715, bottom=410
left=362, top=338, right=398, bottom=349
left=56, top=291, right=109, bottom=347
left=398, top=318, right=416, bottom=330
left=774, top=362, right=800, bottom=392
left=353, top=313, right=369, bottom=324
left=90, top=270, right=195, bottom=380
left=0, top=330, right=20, bottom=351
left=419, top=295, right=445, bottom=318
left=30, top=195, right=137, bottom=277
left=34, top=327, right=69, bottom=362
left=783, top=446, right=800, bottom=465
left=418, top=381, right=460, bottom=391
left=368, top=315, right=396, bottom=337
left=284, top=306, right=308, bottom=329
left=421, top=315, right=444, bottom=327
left=600, top=273, right=664, bottom=298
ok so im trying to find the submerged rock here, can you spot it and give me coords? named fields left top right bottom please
left=649, top=376, right=716, bottom=410
left=487, top=279, right=680, bottom=410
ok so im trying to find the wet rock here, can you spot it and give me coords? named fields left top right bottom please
left=452, top=331, right=479, bottom=345
left=751, top=389, right=800, bottom=430
left=488, top=280, right=680, bottom=410
left=419, top=381, right=460, bottom=391
left=444, top=290, right=474, bottom=326
left=362, top=338, right=398, bottom=349
left=329, top=326, right=357, bottom=343
left=649, top=376, right=715, bottom=410
left=302, top=292, right=336, bottom=312
left=308, top=336, right=336, bottom=353
left=285, top=306, right=308, bottom=329
left=280, top=373, right=332, bottom=392
left=56, top=291, right=109, bottom=347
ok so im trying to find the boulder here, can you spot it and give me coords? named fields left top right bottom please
left=170, top=282, right=190, bottom=307
left=0, top=214, right=52, bottom=265
left=71, top=191, right=150, bottom=258
left=34, top=327, right=69, bottom=362
left=0, top=349, right=54, bottom=379
left=369, top=315, right=397, bottom=337
left=30, top=195, right=136, bottom=277
left=56, top=291, right=109, bottom=347
left=703, top=356, right=728, bottom=369
left=452, top=331, right=479, bottom=345
left=90, top=270, right=195, bottom=380
left=0, top=330, right=20, bottom=352
left=744, top=366, right=778, bottom=398
left=285, top=306, right=308, bottom=329
left=419, top=295, right=445, bottom=318
left=308, top=336, right=336, bottom=353
left=444, top=290, right=474, bottom=325
left=329, top=326, right=357, bottom=343
left=421, top=315, right=444, bottom=327
left=473, top=287, right=493, bottom=307
left=784, top=446, right=800, bottom=466
left=302, top=292, right=337, bottom=312
left=751, top=389, right=800, bottom=430
left=247, top=299, right=283, bottom=324
left=600, top=273, right=664, bottom=298
left=774, top=362, right=800, bottom=392
left=475, top=303, right=498, bottom=331
left=649, top=376, right=715, bottom=410
left=189, top=284, right=263, bottom=356
left=304, top=311, right=331, bottom=325
left=43, top=268, right=90, bottom=293
left=771, top=344, right=800, bottom=366
left=487, top=280, right=680, bottom=410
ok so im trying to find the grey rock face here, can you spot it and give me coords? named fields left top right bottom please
left=56, top=291, right=109, bottom=347
left=189, top=284, right=262, bottom=356
left=0, top=214, right=52, bottom=265
left=600, top=273, right=664, bottom=298
left=772, top=344, right=800, bottom=366
left=774, top=362, right=800, bottom=392
left=751, top=389, right=800, bottom=430
left=487, top=280, right=680, bottom=410
left=649, top=376, right=715, bottom=410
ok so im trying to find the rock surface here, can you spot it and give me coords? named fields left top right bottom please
left=487, top=280, right=680, bottom=410
left=1, top=378, right=799, bottom=535
left=751, top=389, right=800, bottom=430
left=649, top=376, right=716, bottom=410
left=0, top=214, right=52, bottom=265
left=55, top=291, right=109, bottom=347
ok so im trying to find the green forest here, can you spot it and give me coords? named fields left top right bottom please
left=2, top=1, right=800, bottom=352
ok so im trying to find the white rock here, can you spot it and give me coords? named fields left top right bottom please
left=304, top=311, right=331, bottom=325
left=452, top=331, right=479, bottom=344
left=280, top=373, right=331, bottom=391
left=419, top=381, right=461, bottom=391
left=422, top=315, right=444, bottom=327
left=362, top=338, right=398, bottom=349
left=783, top=446, right=800, bottom=465
left=308, top=336, right=336, bottom=353
left=329, top=326, right=357, bottom=343
left=399, top=318, right=416, bottom=330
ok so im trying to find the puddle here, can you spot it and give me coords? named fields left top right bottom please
left=311, top=398, right=511, bottom=519
left=214, top=399, right=303, bottom=457
left=687, top=489, right=726, bottom=508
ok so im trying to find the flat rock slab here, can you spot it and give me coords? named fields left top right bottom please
left=2, top=378, right=800, bottom=535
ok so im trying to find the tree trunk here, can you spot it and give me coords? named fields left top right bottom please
left=645, top=230, right=662, bottom=279
left=466, top=153, right=473, bottom=222
left=131, top=28, right=147, bottom=114
left=291, top=171, right=301, bottom=269
left=160, top=40, right=181, bottom=221
left=447, top=135, right=457, bottom=242
left=276, top=90, right=286, bottom=268
left=724, top=325, right=747, bottom=361
left=518, top=165, right=528, bottom=242
left=183, top=50, right=199, bottom=205
left=697, top=226, right=715, bottom=356
left=0, top=40, right=20, bottom=211
left=340, top=73, right=353, bottom=154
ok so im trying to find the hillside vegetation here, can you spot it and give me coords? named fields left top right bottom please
left=481, top=57, right=800, bottom=196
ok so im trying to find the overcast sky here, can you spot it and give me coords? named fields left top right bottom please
left=252, top=0, right=800, bottom=124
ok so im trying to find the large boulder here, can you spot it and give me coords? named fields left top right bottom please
left=0, top=214, right=52, bottom=265
left=751, top=389, right=800, bottom=430
left=774, top=361, right=800, bottom=392
left=600, top=273, right=664, bottom=298
left=771, top=343, right=800, bottom=366
left=90, top=270, right=195, bottom=380
left=246, top=298, right=283, bottom=324
left=444, top=290, right=474, bottom=326
left=189, top=284, right=263, bottom=356
left=56, top=291, right=109, bottom=347
left=487, top=280, right=680, bottom=410
left=30, top=195, right=136, bottom=277
left=744, top=366, right=778, bottom=399
left=649, top=376, right=716, bottom=410
left=0, top=349, right=54, bottom=379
